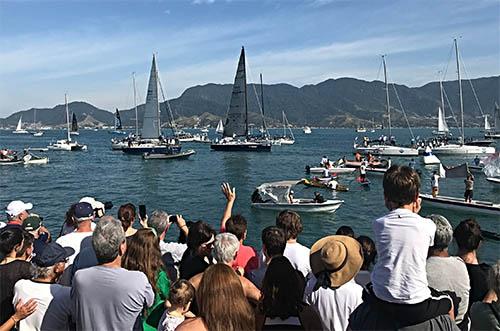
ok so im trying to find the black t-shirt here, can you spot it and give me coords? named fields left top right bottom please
left=0, top=259, right=33, bottom=324
left=179, top=250, right=210, bottom=280
left=466, top=263, right=491, bottom=306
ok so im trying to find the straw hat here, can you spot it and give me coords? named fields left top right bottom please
left=309, top=235, right=363, bottom=288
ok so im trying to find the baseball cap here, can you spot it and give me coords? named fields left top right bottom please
left=79, top=197, right=105, bottom=211
left=74, top=202, right=94, bottom=220
left=32, top=243, right=75, bottom=267
left=22, top=214, right=42, bottom=231
left=6, top=200, right=33, bottom=217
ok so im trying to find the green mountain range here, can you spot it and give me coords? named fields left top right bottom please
left=2, top=75, right=498, bottom=128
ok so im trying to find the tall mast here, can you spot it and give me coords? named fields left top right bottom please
left=65, top=94, right=71, bottom=141
left=283, top=111, right=286, bottom=137
left=439, top=77, right=445, bottom=116
left=382, top=55, right=391, bottom=137
left=260, top=73, right=266, bottom=137
left=454, top=38, right=464, bottom=144
left=243, top=47, right=248, bottom=136
left=133, top=72, right=138, bottom=136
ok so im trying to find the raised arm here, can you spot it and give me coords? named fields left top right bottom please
left=220, top=182, right=236, bottom=232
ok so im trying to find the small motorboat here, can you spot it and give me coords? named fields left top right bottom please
left=486, top=177, right=500, bottom=184
left=305, top=165, right=357, bottom=175
left=23, top=154, right=49, bottom=165
left=303, top=126, right=312, bottom=134
left=0, top=158, right=23, bottom=166
left=143, top=149, right=196, bottom=160
left=33, top=131, right=44, bottom=137
left=251, top=180, right=343, bottom=213
left=420, top=194, right=500, bottom=216
left=300, top=178, right=349, bottom=192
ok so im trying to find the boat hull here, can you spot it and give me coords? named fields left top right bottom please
left=123, top=145, right=181, bottom=155
left=354, top=145, right=419, bottom=156
left=143, top=149, right=195, bottom=160
left=210, top=142, right=271, bottom=152
left=486, top=177, right=500, bottom=184
left=0, top=159, right=23, bottom=165
left=485, top=132, right=500, bottom=139
left=420, top=194, right=500, bottom=216
left=307, top=167, right=356, bottom=174
left=431, top=145, right=495, bottom=155
left=422, top=155, right=441, bottom=165
left=252, top=199, right=343, bottom=213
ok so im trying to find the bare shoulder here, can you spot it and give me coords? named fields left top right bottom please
left=176, top=317, right=207, bottom=331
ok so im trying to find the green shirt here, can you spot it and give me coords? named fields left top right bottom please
left=143, top=269, right=170, bottom=331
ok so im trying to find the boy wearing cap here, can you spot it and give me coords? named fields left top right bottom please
left=13, top=242, right=74, bottom=331
left=22, top=214, right=51, bottom=256
left=56, top=202, right=95, bottom=266
left=5, top=200, right=33, bottom=225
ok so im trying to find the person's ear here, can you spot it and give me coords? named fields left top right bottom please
left=119, top=240, right=127, bottom=256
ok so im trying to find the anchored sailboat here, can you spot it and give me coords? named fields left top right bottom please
left=109, top=109, right=126, bottom=135
left=122, top=54, right=183, bottom=156
left=12, top=116, right=29, bottom=134
left=353, top=55, right=418, bottom=156
left=276, top=111, right=295, bottom=145
left=47, top=95, right=87, bottom=151
left=432, top=39, right=495, bottom=155
left=485, top=103, right=500, bottom=139
left=216, top=120, right=224, bottom=134
left=210, top=47, right=271, bottom=152
left=70, top=113, right=79, bottom=135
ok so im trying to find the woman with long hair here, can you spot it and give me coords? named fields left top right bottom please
left=258, top=256, right=322, bottom=330
left=118, top=203, right=137, bottom=237
left=122, top=228, right=170, bottom=331
left=0, top=227, right=34, bottom=325
left=177, top=264, right=255, bottom=331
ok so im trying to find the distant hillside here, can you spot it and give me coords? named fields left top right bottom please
left=2, top=76, right=499, bottom=128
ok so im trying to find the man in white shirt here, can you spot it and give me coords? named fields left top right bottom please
left=276, top=210, right=311, bottom=281
left=56, top=202, right=94, bottom=267
left=13, top=242, right=74, bottom=331
left=431, top=171, right=440, bottom=197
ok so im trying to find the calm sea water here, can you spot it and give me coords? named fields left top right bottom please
left=1, top=128, right=499, bottom=264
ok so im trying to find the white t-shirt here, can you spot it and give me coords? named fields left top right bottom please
left=56, top=231, right=93, bottom=266
left=13, top=279, right=72, bottom=331
left=159, top=241, right=187, bottom=263
left=432, top=174, right=440, bottom=188
left=371, top=208, right=436, bottom=304
left=360, top=165, right=366, bottom=175
left=284, top=242, right=311, bottom=280
left=306, top=278, right=363, bottom=331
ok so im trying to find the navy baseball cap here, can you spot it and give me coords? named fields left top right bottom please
left=32, top=243, right=75, bottom=267
left=74, top=202, right=94, bottom=220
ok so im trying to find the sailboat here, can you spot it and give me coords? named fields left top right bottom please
left=210, top=47, right=271, bottom=152
left=216, top=120, right=224, bottom=134
left=32, top=108, right=44, bottom=136
left=276, top=111, right=295, bottom=145
left=432, top=79, right=451, bottom=136
left=485, top=103, right=500, bottom=139
left=47, top=95, right=87, bottom=151
left=353, top=55, right=418, bottom=156
left=111, top=74, right=140, bottom=150
left=69, top=113, right=79, bottom=135
left=122, top=54, right=183, bottom=156
left=303, top=126, right=312, bottom=134
left=12, top=116, right=29, bottom=134
left=432, top=39, right=495, bottom=155
left=109, top=109, right=126, bottom=134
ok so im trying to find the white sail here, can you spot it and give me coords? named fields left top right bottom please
left=437, top=107, right=449, bottom=133
left=16, top=116, right=22, bottom=131
left=216, top=119, right=224, bottom=133
left=141, top=55, right=161, bottom=139
left=283, top=111, right=294, bottom=140
left=484, top=115, right=491, bottom=131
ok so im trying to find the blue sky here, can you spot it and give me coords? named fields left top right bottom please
left=0, top=0, right=499, bottom=117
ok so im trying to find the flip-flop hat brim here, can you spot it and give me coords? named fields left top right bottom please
left=310, top=235, right=363, bottom=288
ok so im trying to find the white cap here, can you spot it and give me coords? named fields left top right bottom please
left=6, top=200, right=33, bottom=217
left=79, top=197, right=104, bottom=211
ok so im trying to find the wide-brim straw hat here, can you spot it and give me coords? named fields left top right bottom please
left=310, top=235, right=363, bottom=288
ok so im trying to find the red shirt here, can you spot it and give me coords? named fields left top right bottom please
left=233, top=243, right=258, bottom=274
